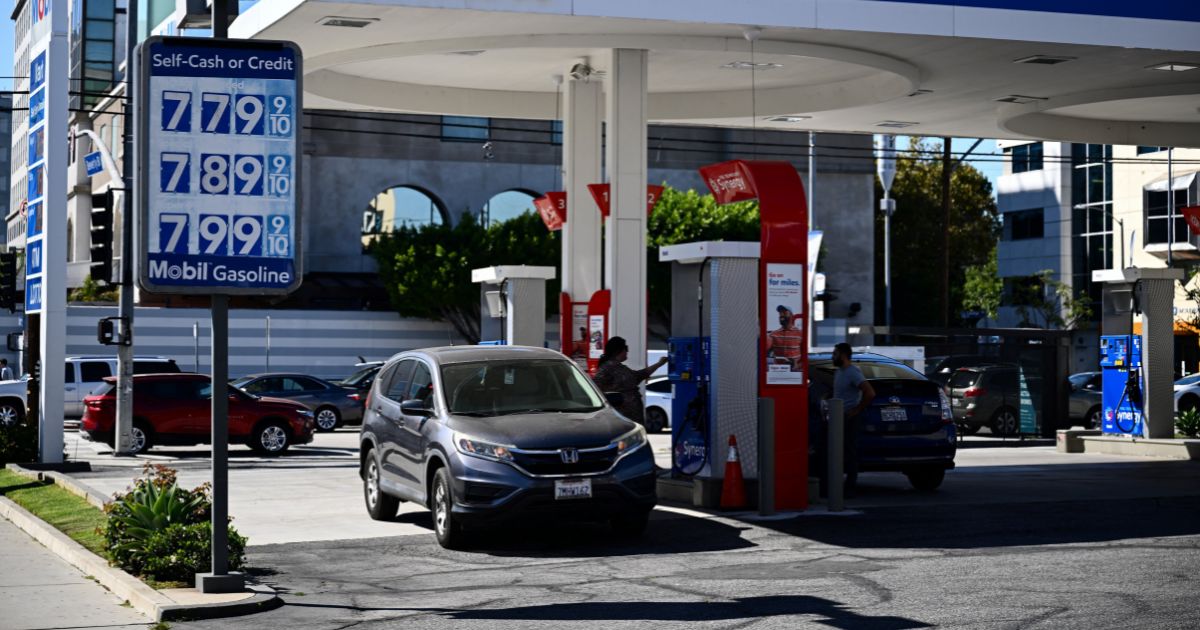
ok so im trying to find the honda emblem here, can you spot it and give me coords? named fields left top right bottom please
left=560, top=448, right=579, bottom=464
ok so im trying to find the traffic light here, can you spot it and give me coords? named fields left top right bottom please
left=89, top=191, right=114, bottom=284
left=0, top=252, right=16, bottom=313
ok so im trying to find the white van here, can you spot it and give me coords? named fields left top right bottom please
left=63, top=356, right=180, bottom=417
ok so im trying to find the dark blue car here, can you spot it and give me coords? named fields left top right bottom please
left=808, top=352, right=956, bottom=490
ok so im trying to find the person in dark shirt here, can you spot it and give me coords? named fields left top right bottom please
left=591, top=336, right=667, bottom=426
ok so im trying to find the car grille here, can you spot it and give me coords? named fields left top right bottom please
left=511, top=445, right=618, bottom=477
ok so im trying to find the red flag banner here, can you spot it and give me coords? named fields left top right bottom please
left=534, top=191, right=567, bottom=231
left=586, top=184, right=664, bottom=219
left=1183, top=205, right=1200, bottom=236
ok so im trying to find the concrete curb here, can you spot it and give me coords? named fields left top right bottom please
left=0, top=480, right=282, bottom=622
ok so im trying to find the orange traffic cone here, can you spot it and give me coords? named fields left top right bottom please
left=720, top=435, right=747, bottom=510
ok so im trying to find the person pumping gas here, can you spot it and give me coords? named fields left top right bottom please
left=591, top=336, right=668, bottom=427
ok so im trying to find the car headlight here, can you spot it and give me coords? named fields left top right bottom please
left=613, top=426, right=647, bottom=456
left=455, top=434, right=515, bottom=462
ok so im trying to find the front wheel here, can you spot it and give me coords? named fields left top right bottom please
left=906, top=469, right=945, bottom=491
left=314, top=406, right=341, bottom=432
left=432, top=467, right=467, bottom=549
left=1085, top=406, right=1102, bottom=430
left=0, top=400, right=24, bottom=427
left=644, top=408, right=667, bottom=433
left=1180, top=395, right=1199, bottom=414
left=250, top=420, right=291, bottom=455
left=363, top=451, right=400, bottom=521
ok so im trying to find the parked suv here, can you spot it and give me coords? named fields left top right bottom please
left=81, top=373, right=315, bottom=455
left=359, top=346, right=656, bottom=549
left=64, top=356, right=180, bottom=418
left=947, top=365, right=1037, bottom=436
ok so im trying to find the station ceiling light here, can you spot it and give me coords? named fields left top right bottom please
left=766, top=115, right=812, bottom=123
left=875, top=120, right=919, bottom=128
left=318, top=16, right=380, bottom=28
left=1147, top=62, right=1200, bottom=72
left=994, top=94, right=1049, bottom=104
left=1013, top=55, right=1077, bottom=65
left=721, top=61, right=783, bottom=70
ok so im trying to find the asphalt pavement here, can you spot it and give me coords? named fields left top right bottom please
left=51, top=428, right=1200, bottom=629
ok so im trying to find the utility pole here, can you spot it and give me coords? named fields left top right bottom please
left=113, top=0, right=139, bottom=456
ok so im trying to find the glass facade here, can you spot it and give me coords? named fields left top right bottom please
left=441, top=116, right=490, bottom=141
left=1004, top=208, right=1044, bottom=241
left=1146, top=185, right=1192, bottom=245
left=1006, top=142, right=1043, bottom=173
left=1070, top=144, right=1114, bottom=320
left=70, top=0, right=117, bottom=109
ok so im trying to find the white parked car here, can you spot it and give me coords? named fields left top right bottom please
left=0, top=377, right=27, bottom=426
left=643, top=376, right=672, bottom=433
left=1174, top=373, right=1200, bottom=413
left=63, top=356, right=180, bottom=418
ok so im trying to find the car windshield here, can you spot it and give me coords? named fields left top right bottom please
left=812, top=360, right=925, bottom=383
left=441, top=359, right=605, bottom=416
left=339, top=366, right=378, bottom=387
left=230, top=377, right=254, bottom=389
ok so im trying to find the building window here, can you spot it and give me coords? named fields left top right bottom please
left=1145, top=185, right=1193, bottom=245
left=1004, top=208, right=1044, bottom=241
left=1007, top=142, right=1043, bottom=174
left=441, top=116, right=489, bottom=141
left=1137, top=146, right=1168, bottom=155
left=1070, top=143, right=1114, bottom=321
left=551, top=120, right=562, bottom=145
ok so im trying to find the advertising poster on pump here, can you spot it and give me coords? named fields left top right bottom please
left=764, top=263, right=805, bottom=385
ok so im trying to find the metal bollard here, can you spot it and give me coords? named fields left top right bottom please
left=757, top=397, right=775, bottom=516
left=827, top=398, right=844, bottom=512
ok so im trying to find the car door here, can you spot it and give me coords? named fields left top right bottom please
left=63, top=362, right=80, bottom=416
left=398, top=361, right=436, bottom=486
left=374, top=360, right=416, bottom=487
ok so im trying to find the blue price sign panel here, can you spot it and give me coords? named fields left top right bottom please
left=137, top=37, right=302, bottom=295
left=25, top=49, right=48, bottom=313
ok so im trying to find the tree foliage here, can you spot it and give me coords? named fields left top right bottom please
left=369, top=212, right=559, bottom=343
left=1010, top=270, right=1093, bottom=330
left=875, top=138, right=1000, bottom=327
left=962, top=246, right=1002, bottom=323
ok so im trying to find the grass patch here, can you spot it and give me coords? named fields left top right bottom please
left=0, top=469, right=109, bottom=557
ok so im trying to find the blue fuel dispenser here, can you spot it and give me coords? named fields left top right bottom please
left=668, top=336, right=710, bottom=476
left=1100, top=334, right=1144, bottom=436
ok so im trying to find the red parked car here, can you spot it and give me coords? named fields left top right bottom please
left=81, top=373, right=315, bottom=455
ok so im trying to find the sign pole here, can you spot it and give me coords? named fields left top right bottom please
left=113, top=0, right=139, bottom=456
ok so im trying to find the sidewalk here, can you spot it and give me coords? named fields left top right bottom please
left=0, top=518, right=148, bottom=630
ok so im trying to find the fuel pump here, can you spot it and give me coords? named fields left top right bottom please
left=669, top=336, right=710, bottom=476
left=1100, top=335, right=1144, bottom=435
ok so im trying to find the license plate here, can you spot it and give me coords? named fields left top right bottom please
left=881, top=407, right=908, bottom=422
left=554, top=478, right=593, bottom=500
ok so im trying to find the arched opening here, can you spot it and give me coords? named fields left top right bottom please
left=362, top=185, right=449, bottom=248
left=481, top=189, right=538, bottom=226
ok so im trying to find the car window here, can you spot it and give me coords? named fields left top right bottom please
left=293, top=377, right=327, bottom=391
left=1176, top=374, right=1200, bottom=387
left=340, top=365, right=379, bottom=387
left=133, top=360, right=179, bottom=374
left=80, top=361, right=113, bottom=382
left=408, top=363, right=434, bottom=403
left=646, top=379, right=671, bottom=394
left=948, top=370, right=979, bottom=389
left=278, top=378, right=308, bottom=392
left=238, top=378, right=273, bottom=394
left=1088, top=374, right=1103, bottom=390
left=383, top=360, right=416, bottom=402
left=64, top=363, right=75, bottom=384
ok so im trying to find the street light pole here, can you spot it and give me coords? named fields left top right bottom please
left=113, top=0, right=139, bottom=456
left=877, top=136, right=897, bottom=336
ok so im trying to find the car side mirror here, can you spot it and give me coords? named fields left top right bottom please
left=604, top=392, right=624, bottom=407
left=401, top=399, right=434, bottom=417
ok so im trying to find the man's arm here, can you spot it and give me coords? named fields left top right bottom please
left=849, top=379, right=875, bottom=417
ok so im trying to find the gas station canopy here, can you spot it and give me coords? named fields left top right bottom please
left=234, top=0, right=1200, bottom=146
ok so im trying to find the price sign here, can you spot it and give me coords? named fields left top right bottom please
left=137, top=37, right=302, bottom=295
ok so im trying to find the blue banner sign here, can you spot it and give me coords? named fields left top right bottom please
left=84, top=151, right=104, bottom=177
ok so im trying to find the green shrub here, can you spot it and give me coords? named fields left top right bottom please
left=0, top=422, right=38, bottom=466
left=1177, top=408, right=1200, bottom=438
left=141, top=522, right=247, bottom=582
left=103, top=464, right=246, bottom=580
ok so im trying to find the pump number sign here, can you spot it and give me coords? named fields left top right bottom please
left=138, top=37, right=302, bottom=295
